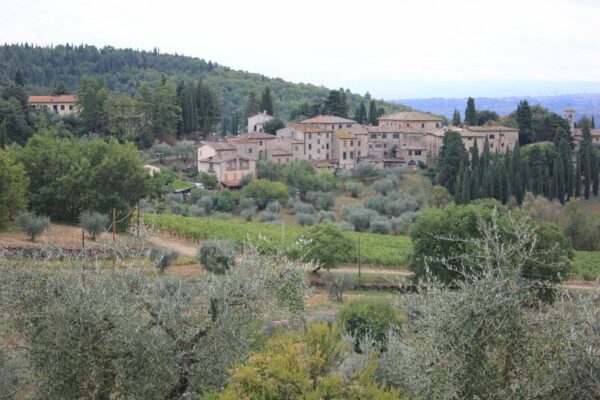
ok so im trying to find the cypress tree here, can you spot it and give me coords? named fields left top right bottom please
left=14, top=69, right=24, bottom=86
left=584, top=145, right=592, bottom=199
left=359, top=101, right=367, bottom=124
left=244, top=91, right=260, bottom=121
left=575, top=152, right=582, bottom=198
left=566, top=161, right=574, bottom=200
left=368, top=100, right=377, bottom=125
left=231, top=113, right=239, bottom=135
left=592, top=150, right=599, bottom=196
left=0, top=119, right=6, bottom=149
left=461, top=166, right=471, bottom=204
left=512, top=143, right=523, bottom=204
left=470, top=140, right=480, bottom=170
left=515, top=100, right=534, bottom=145
left=464, top=97, right=477, bottom=126
left=494, top=162, right=503, bottom=202
left=554, top=153, right=566, bottom=204
left=452, top=109, right=461, bottom=126
left=481, top=136, right=491, bottom=169
left=260, top=87, right=274, bottom=115
left=592, top=116, right=596, bottom=129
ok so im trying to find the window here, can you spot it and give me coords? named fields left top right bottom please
left=436, top=123, right=440, bottom=128
left=350, top=140, right=353, bottom=146
left=489, top=135, right=495, bottom=139
left=346, top=124, right=352, bottom=128
left=60, top=105, right=65, bottom=110
left=375, top=144, right=382, bottom=148
left=317, top=149, right=320, bottom=154
left=239, top=159, right=250, bottom=170
left=384, top=144, right=387, bottom=148
left=308, top=144, right=312, bottom=150
left=358, top=141, right=361, bottom=146
left=393, top=133, right=399, bottom=139
left=259, top=141, right=263, bottom=146
left=371, top=134, right=377, bottom=139
left=226, top=160, right=237, bottom=171
left=326, top=143, right=329, bottom=150
left=358, top=150, right=361, bottom=156
left=382, top=134, right=387, bottom=139
left=286, top=158, right=289, bottom=162
left=406, top=123, right=410, bottom=127
left=278, top=158, right=281, bottom=163
left=343, top=152, right=347, bottom=160
left=339, top=124, right=342, bottom=129
left=421, top=123, right=425, bottom=128
left=68, top=105, right=73, bottom=110
left=350, top=151, right=354, bottom=159
left=53, top=105, right=58, bottom=112
left=415, top=150, right=422, bottom=155
left=318, top=139, right=321, bottom=145
left=248, top=148, right=253, bottom=153
left=490, top=143, right=494, bottom=148
left=468, top=137, right=473, bottom=141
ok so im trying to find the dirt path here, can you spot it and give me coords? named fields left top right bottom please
left=147, top=235, right=197, bottom=257
left=333, top=267, right=412, bottom=276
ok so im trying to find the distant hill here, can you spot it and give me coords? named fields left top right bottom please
left=0, top=43, right=407, bottom=121
left=391, top=94, right=600, bottom=122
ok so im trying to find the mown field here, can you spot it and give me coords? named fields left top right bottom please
left=143, top=213, right=413, bottom=268
left=143, top=213, right=600, bottom=278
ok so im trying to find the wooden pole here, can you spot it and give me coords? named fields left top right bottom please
left=136, top=193, right=141, bottom=237
left=358, top=235, right=362, bottom=286
left=112, top=208, right=116, bottom=242
left=82, top=229, right=85, bottom=248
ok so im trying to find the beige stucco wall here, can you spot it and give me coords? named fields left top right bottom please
left=30, top=102, right=78, bottom=117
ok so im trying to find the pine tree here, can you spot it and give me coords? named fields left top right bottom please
left=260, top=87, right=274, bottom=115
left=464, top=97, right=477, bottom=126
left=452, top=109, right=461, bottom=126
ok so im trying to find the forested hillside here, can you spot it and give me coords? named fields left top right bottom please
left=0, top=43, right=407, bottom=124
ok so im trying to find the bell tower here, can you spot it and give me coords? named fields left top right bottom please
left=564, top=108, right=576, bottom=133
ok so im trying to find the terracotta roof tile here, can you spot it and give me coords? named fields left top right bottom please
left=378, top=111, right=443, bottom=122
left=28, top=95, right=77, bottom=103
left=300, top=115, right=357, bottom=124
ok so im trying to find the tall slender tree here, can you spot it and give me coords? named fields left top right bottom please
left=515, top=100, right=534, bottom=145
left=452, top=109, right=461, bottom=126
left=575, top=152, right=582, bottom=198
left=464, top=97, right=477, bottom=126
left=368, top=100, right=377, bottom=125
left=260, top=87, right=274, bottom=115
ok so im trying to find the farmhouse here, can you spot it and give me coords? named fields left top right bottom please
left=28, top=95, right=78, bottom=116
left=197, top=154, right=256, bottom=188
left=247, top=111, right=273, bottom=133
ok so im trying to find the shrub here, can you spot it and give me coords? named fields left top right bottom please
left=304, top=224, right=353, bottom=270
left=265, top=200, right=281, bottom=214
left=238, top=198, right=257, bottom=212
left=79, top=211, right=109, bottom=240
left=239, top=173, right=253, bottom=187
left=213, top=212, right=232, bottom=220
left=373, top=178, right=395, bottom=195
left=344, top=181, right=364, bottom=198
left=293, top=201, right=316, bottom=215
left=240, top=209, right=255, bottom=221
left=213, top=190, right=236, bottom=213
left=390, top=212, right=418, bottom=234
left=258, top=211, right=278, bottom=222
left=17, top=212, right=50, bottom=241
left=296, top=213, right=315, bottom=226
left=318, top=210, right=336, bottom=223
left=149, top=247, right=179, bottom=273
left=188, top=205, right=206, bottom=217
left=338, top=300, right=401, bottom=352
left=241, top=179, right=289, bottom=209
left=306, top=191, right=335, bottom=211
left=355, top=162, right=380, bottom=181
left=169, top=202, right=185, bottom=215
left=369, top=217, right=391, bottom=235
left=196, top=196, right=213, bottom=214
left=165, top=192, right=183, bottom=205
left=198, top=171, right=219, bottom=189
left=337, top=169, right=353, bottom=182
left=197, top=238, right=236, bottom=274
left=337, top=221, right=355, bottom=231
left=256, top=158, right=282, bottom=180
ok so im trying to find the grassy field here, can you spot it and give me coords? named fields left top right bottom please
left=572, top=251, right=600, bottom=281
left=143, top=213, right=413, bottom=268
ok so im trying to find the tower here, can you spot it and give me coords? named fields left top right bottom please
left=564, top=108, right=576, bottom=133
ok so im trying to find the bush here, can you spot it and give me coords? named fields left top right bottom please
left=342, top=205, right=378, bottom=232
left=165, top=192, right=183, bottom=205
left=337, top=221, right=355, bottom=231
left=240, top=209, right=255, bottom=221
left=188, top=205, right=206, bottom=217
left=338, top=300, right=401, bottom=352
left=238, top=198, right=257, bottom=212
left=296, top=213, right=315, bottom=226
left=306, top=191, right=335, bottom=211
left=289, top=200, right=316, bottom=215
left=198, top=171, right=219, bottom=189
left=213, top=212, right=232, bottom=220
left=196, top=196, right=213, bottom=214
left=344, top=181, right=364, bottom=198
left=149, top=247, right=179, bottom=273
left=256, top=159, right=282, bottom=180
left=317, top=210, right=336, bottom=223
left=197, top=238, right=236, bottom=274
left=258, top=211, right=278, bottom=222
left=213, top=190, right=236, bottom=213
left=17, top=212, right=50, bottom=241
left=369, top=217, right=391, bottom=235
left=169, top=202, right=185, bottom=215
left=239, top=173, right=253, bottom=187
left=265, top=200, right=281, bottom=214
left=373, top=178, right=395, bottom=195
left=79, top=211, right=109, bottom=240
left=355, top=162, right=380, bottom=181
left=390, top=212, right=418, bottom=234
left=241, top=179, right=289, bottom=209
left=304, top=224, right=353, bottom=270
left=337, top=169, right=353, bottom=182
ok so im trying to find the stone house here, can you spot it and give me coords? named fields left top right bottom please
left=197, top=154, right=256, bottom=188
left=247, top=111, right=273, bottom=133
left=378, top=111, right=443, bottom=130
left=227, top=132, right=277, bottom=159
left=332, top=130, right=359, bottom=170
left=28, top=95, right=78, bottom=117
left=197, top=141, right=237, bottom=160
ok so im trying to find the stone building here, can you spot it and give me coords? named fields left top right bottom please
left=247, top=111, right=273, bottom=133
left=28, top=95, right=78, bottom=117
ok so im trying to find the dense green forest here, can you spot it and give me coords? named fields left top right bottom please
left=0, top=43, right=407, bottom=128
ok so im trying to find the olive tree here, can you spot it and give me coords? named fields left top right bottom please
left=198, top=238, right=236, bottom=274
left=79, top=211, right=109, bottom=240
left=0, top=246, right=310, bottom=399
left=16, top=211, right=49, bottom=241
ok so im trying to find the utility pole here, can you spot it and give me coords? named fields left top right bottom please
left=357, top=235, right=362, bottom=286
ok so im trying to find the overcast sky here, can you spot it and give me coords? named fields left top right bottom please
left=2, top=0, right=600, bottom=98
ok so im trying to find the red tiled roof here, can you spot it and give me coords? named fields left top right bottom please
left=285, top=124, right=330, bottom=133
left=300, top=115, right=357, bottom=124
left=28, top=95, right=77, bottom=103
left=378, top=111, right=443, bottom=122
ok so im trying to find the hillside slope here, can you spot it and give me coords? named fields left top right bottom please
left=0, top=43, right=408, bottom=120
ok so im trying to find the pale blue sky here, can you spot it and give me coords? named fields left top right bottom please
left=2, top=0, right=599, bottom=98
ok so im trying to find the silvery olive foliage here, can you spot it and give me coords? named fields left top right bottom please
left=380, top=214, right=600, bottom=399
left=0, top=243, right=310, bottom=399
